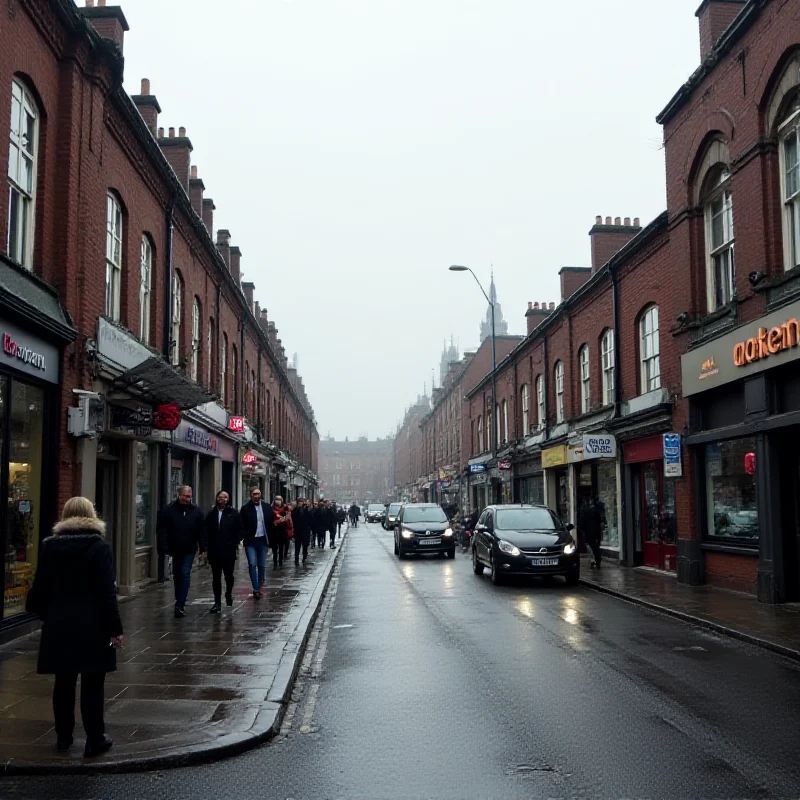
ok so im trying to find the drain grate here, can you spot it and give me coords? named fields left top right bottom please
left=505, top=764, right=556, bottom=778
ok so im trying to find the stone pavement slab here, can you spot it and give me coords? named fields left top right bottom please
left=0, top=537, right=344, bottom=774
left=580, top=558, right=800, bottom=660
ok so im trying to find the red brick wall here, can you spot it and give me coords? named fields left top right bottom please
left=697, top=0, right=746, bottom=59
left=704, top=551, right=758, bottom=594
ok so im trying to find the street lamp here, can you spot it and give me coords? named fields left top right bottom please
left=449, top=265, right=497, bottom=459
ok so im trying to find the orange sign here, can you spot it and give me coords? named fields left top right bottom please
left=733, top=318, right=800, bottom=367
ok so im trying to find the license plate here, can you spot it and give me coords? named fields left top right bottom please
left=419, top=539, right=442, bottom=546
left=530, top=557, right=559, bottom=566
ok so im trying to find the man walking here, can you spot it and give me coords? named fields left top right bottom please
left=313, top=501, right=328, bottom=548
left=292, top=499, right=312, bottom=565
left=240, top=487, right=274, bottom=598
left=157, top=485, right=206, bottom=618
left=205, top=490, right=243, bottom=613
left=578, top=496, right=603, bottom=568
left=336, top=504, right=346, bottom=538
left=271, top=496, right=292, bottom=569
left=326, top=501, right=338, bottom=549
left=348, top=502, right=360, bottom=528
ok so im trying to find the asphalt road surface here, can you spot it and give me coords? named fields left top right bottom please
left=5, top=522, right=800, bottom=799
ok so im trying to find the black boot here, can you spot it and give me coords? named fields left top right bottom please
left=84, top=734, right=113, bottom=759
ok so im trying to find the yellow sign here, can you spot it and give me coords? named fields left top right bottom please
left=541, top=445, right=567, bottom=469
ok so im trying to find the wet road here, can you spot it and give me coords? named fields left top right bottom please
left=5, top=522, right=800, bottom=799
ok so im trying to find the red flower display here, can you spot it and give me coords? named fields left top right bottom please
left=153, top=403, right=181, bottom=431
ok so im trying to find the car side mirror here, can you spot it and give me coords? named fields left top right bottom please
left=566, top=523, right=575, bottom=532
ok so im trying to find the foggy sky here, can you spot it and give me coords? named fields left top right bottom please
left=120, top=0, right=702, bottom=440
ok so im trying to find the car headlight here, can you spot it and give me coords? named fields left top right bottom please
left=389, top=517, right=396, bottom=522
left=401, top=528, right=415, bottom=539
left=563, top=542, right=577, bottom=555
left=497, top=540, right=521, bottom=556
left=443, top=528, right=453, bottom=537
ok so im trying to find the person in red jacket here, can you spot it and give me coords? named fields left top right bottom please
left=271, top=496, right=293, bottom=568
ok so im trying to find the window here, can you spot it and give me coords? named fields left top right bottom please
left=170, top=272, right=182, bottom=367
left=521, top=384, right=530, bottom=434
left=640, top=305, right=661, bottom=392
left=704, top=167, right=735, bottom=309
left=780, top=108, right=800, bottom=271
left=536, top=375, right=545, bottom=428
left=336, top=460, right=343, bottom=470
left=554, top=361, right=565, bottom=423
left=7, top=80, right=38, bottom=269
left=705, top=437, right=758, bottom=544
left=496, top=403, right=501, bottom=446
left=477, top=416, right=484, bottom=453
left=579, top=345, right=590, bottom=414
left=207, top=318, right=214, bottom=387
left=251, top=370, right=256, bottom=419
left=601, top=329, right=614, bottom=406
left=232, top=345, right=238, bottom=412
left=190, top=298, right=200, bottom=380
left=502, top=399, right=508, bottom=443
left=333, top=474, right=341, bottom=486
left=139, top=237, right=152, bottom=344
left=105, top=194, right=123, bottom=320
left=220, top=333, right=228, bottom=403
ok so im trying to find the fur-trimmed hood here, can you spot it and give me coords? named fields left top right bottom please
left=52, top=516, right=106, bottom=536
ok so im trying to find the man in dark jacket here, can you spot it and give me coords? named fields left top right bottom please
left=240, top=487, right=274, bottom=597
left=336, top=505, right=346, bottom=538
left=313, top=501, right=328, bottom=548
left=326, top=501, right=338, bottom=549
left=578, top=497, right=603, bottom=568
left=205, top=490, right=244, bottom=613
left=157, top=485, right=206, bottom=617
left=292, top=499, right=312, bottom=565
left=348, top=503, right=361, bottom=527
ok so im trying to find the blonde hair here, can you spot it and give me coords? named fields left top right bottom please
left=61, top=496, right=97, bottom=521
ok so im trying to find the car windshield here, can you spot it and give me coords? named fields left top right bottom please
left=403, top=507, right=448, bottom=524
left=495, top=508, right=559, bottom=531
left=368, top=504, right=384, bottom=512
left=388, top=504, right=402, bottom=514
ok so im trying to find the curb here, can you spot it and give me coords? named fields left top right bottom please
left=579, top=577, right=800, bottom=664
left=1, top=536, right=347, bottom=776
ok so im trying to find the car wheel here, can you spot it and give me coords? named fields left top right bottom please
left=445, top=549, right=455, bottom=559
left=394, top=537, right=398, bottom=555
left=490, top=554, right=504, bottom=586
left=565, top=569, right=580, bottom=586
left=472, top=547, right=484, bottom=575
left=398, top=546, right=406, bottom=559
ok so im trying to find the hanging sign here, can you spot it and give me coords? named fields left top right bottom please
left=228, top=416, right=246, bottom=433
left=468, top=463, right=487, bottom=474
left=242, top=450, right=259, bottom=465
left=498, top=459, right=512, bottom=471
left=663, top=433, right=682, bottom=478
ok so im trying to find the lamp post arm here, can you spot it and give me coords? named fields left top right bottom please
left=466, top=268, right=492, bottom=307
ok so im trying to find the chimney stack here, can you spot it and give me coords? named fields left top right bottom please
left=696, top=0, right=746, bottom=60
left=589, top=215, right=642, bottom=273
left=158, top=126, right=193, bottom=192
left=81, top=1, right=129, bottom=53
left=189, top=165, right=205, bottom=219
left=242, top=280, right=255, bottom=313
left=259, top=309, right=269, bottom=332
left=229, top=245, right=242, bottom=286
left=525, top=301, right=552, bottom=336
left=216, top=229, right=231, bottom=269
left=131, top=78, right=160, bottom=137
left=202, top=198, right=215, bottom=236
left=559, top=266, right=592, bottom=302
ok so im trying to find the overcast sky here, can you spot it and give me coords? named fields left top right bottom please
left=120, top=0, right=701, bottom=440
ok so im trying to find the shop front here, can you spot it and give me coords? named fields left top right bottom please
left=542, top=445, right=570, bottom=525
left=172, top=420, right=227, bottom=511
left=514, top=452, right=543, bottom=505
left=681, top=298, right=800, bottom=601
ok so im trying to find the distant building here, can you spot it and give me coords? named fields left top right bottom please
left=479, top=275, right=509, bottom=343
left=318, top=437, right=393, bottom=505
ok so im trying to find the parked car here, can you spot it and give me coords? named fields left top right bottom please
left=383, top=502, right=403, bottom=530
left=394, top=503, right=455, bottom=559
left=471, top=504, right=578, bottom=586
left=365, top=504, right=386, bottom=523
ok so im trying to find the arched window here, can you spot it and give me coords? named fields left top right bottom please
left=477, top=415, right=484, bottom=453
left=703, top=166, right=735, bottom=309
left=502, top=399, right=508, bottom=443
left=579, top=345, right=590, bottom=414
left=170, top=271, right=182, bottom=367
left=232, top=345, right=239, bottom=412
left=139, top=236, right=153, bottom=344
left=536, top=374, right=545, bottom=428
left=220, top=333, right=228, bottom=403
left=640, top=305, right=661, bottom=392
left=190, top=298, right=201, bottom=381
left=207, top=317, right=214, bottom=388
left=245, top=360, right=250, bottom=415
left=251, top=370, right=256, bottom=420
left=521, top=384, right=530, bottom=435
left=106, top=193, right=123, bottom=320
left=7, top=79, right=39, bottom=269
left=601, top=329, right=615, bottom=406
left=554, top=361, right=565, bottom=423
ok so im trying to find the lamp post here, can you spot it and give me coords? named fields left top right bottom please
left=449, top=265, right=497, bottom=460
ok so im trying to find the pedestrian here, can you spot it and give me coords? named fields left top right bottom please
left=157, top=485, right=207, bottom=618
left=204, top=490, right=244, bottom=613
left=272, top=496, right=292, bottom=567
left=336, top=504, right=346, bottom=538
left=326, top=501, right=337, bottom=548
left=578, top=496, right=603, bottom=568
left=309, top=501, right=317, bottom=549
left=348, top=502, right=360, bottom=528
left=313, top=501, right=328, bottom=548
left=240, top=486, right=274, bottom=597
left=292, top=499, right=312, bottom=565
left=25, top=497, right=123, bottom=758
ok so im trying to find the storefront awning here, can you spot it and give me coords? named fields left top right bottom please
left=108, top=356, right=215, bottom=410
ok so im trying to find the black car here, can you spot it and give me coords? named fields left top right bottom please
left=383, top=502, right=403, bottom=530
left=394, top=503, right=455, bottom=559
left=471, top=504, right=578, bottom=586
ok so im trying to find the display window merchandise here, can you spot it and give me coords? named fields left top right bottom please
left=704, top=437, right=758, bottom=545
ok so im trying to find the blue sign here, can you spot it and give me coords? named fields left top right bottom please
left=663, top=433, right=682, bottom=477
left=468, top=463, right=487, bottom=475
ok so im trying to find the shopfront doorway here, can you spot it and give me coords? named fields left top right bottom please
left=632, top=460, right=677, bottom=571
left=96, top=451, right=120, bottom=580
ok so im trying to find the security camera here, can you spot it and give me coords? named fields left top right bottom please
left=748, top=270, right=766, bottom=287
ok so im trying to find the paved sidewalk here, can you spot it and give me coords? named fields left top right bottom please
left=0, top=536, right=344, bottom=774
left=580, top=558, right=800, bottom=660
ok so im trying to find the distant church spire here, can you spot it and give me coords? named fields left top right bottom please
left=480, top=269, right=509, bottom=343
left=439, top=337, right=460, bottom=385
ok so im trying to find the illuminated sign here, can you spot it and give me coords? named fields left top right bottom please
left=242, top=450, right=259, bottom=465
left=733, top=318, right=800, bottom=366
left=228, top=416, right=246, bottom=433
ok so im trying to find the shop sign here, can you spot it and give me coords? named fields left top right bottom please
left=0, top=318, right=59, bottom=383
left=242, top=450, right=259, bottom=465
left=541, top=445, right=567, bottom=468
left=582, top=434, right=616, bottom=460
left=468, top=463, right=487, bottom=474
left=681, top=298, right=800, bottom=396
left=663, top=433, right=682, bottom=477
left=498, top=459, right=512, bottom=471
left=228, top=416, right=246, bottom=433
left=96, top=317, right=150, bottom=371
left=173, top=420, right=220, bottom=456
left=109, top=404, right=153, bottom=437
left=567, top=443, right=584, bottom=463
left=470, top=472, right=487, bottom=485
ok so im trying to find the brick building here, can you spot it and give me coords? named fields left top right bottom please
left=318, top=438, right=392, bottom=505
left=0, top=0, right=318, bottom=635
left=392, top=395, right=430, bottom=501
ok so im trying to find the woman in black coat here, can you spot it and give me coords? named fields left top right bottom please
left=205, top=490, right=244, bottom=612
left=26, top=497, right=123, bottom=759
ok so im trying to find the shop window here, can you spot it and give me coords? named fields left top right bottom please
left=639, top=305, right=660, bottom=392
left=704, top=437, right=758, bottom=544
left=7, top=80, right=38, bottom=269
left=579, top=345, right=590, bottom=413
left=135, top=443, right=154, bottom=547
left=105, top=193, right=123, bottom=321
left=596, top=461, right=619, bottom=548
left=601, top=329, right=614, bottom=406
left=4, top=379, right=44, bottom=618
left=554, top=361, right=565, bottom=423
